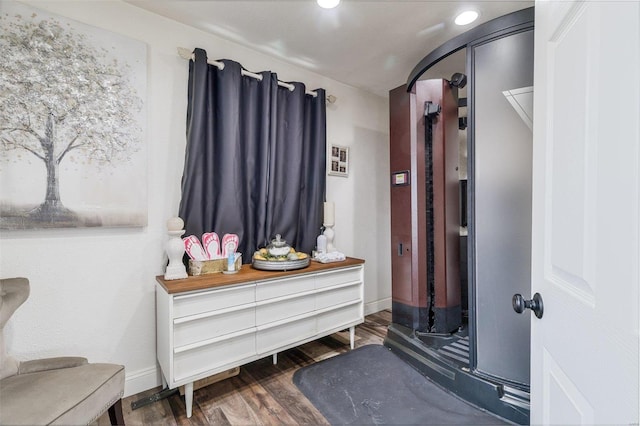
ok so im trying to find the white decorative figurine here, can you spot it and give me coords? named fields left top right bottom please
left=164, top=217, right=188, bottom=280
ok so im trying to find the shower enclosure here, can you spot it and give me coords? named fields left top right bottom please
left=385, top=8, right=534, bottom=424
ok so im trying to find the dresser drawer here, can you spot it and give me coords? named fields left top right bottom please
left=173, top=283, right=255, bottom=319
left=316, top=283, right=361, bottom=311
left=256, top=275, right=315, bottom=301
left=173, top=303, right=255, bottom=347
left=256, top=294, right=314, bottom=326
left=173, top=331, right=255, bottom=382
left=317, top=302, right=362, bottom=334
left=256, top=316, right=316, bottom=354
left=315, top=267, right=362, bottom=289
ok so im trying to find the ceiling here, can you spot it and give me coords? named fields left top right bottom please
left=127, top=0, right=533, bottom=98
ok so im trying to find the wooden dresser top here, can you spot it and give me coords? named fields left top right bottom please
left=156, top=257, right=365, bottom=294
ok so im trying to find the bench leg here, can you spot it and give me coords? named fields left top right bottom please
left=108, top=398, right=125, bottom=425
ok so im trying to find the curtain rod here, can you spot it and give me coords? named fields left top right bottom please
left=177, top=48, right=336, bottom=103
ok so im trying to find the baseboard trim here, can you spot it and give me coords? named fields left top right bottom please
left=365, top=297, right=391, bottom=315
left=124, top=365, right=162, bottom=397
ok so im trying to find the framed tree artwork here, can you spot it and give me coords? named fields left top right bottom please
left=329, top=144, right=349, bottom=177
left=0, top=2, right=147, bottom=229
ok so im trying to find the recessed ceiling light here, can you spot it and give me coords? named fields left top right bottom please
left=455, top=10, right=479, bottom=26
left=317, top=0, right=340, bottom=9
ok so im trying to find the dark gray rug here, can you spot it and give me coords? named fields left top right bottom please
left=293, top=344, right=507, bottom=425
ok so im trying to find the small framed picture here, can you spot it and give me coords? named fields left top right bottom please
left=329, top=144, right=349, bottom=177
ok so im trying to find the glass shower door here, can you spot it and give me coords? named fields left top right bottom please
left=470, top=28, right=534, bottom=386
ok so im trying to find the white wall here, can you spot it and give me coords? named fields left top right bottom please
left=0, top=0, right=391, bottom=396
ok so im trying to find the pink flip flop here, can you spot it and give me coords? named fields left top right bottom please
left=221, top=233, right=239, bottom=258
left=183, top=235, right=208, bottom=261
left=202, top=232, right=221, bottom=259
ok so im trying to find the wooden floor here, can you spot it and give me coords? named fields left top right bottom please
left=103, top=310, right=391, bottom=425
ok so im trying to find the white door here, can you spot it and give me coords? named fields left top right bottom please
left=531, top=0, right=639, bottom=424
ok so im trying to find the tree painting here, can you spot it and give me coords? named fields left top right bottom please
left=0, top=3, right=146, bottom=229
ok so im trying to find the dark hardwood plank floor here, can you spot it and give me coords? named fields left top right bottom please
left=103, top=310, right=391, bottom=425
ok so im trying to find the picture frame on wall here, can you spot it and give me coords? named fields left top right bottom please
left=0, top=2, right=147, bottom=229
left=329, top=145, right=349, bottom=177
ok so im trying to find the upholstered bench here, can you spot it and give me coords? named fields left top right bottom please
left=0, top=277, right=125, bottom=425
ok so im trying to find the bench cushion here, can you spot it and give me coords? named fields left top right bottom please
left=0, top=363, right=124, bottom=425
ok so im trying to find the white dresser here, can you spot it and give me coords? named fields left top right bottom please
left=155, top=258, right=364, bottom=417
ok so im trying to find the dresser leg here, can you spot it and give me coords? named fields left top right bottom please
left=272, top=353, right=278, bottom=365
left=350, top=326, right=355, bottom=349
left=185, top=382, right=194, bottom=418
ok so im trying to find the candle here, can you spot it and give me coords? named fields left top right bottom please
left=324, top=202, right=335, bottom=226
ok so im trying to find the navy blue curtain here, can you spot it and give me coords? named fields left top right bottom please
left=179, top=48, right=326, bottom=261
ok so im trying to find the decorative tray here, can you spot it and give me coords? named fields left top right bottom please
left=252, top=257, right=310, bottom=271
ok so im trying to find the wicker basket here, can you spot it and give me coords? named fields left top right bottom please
left=188, top=255, right=242, bottom=276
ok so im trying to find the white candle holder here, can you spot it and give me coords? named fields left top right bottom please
left=165, top=217, right=188, bottom=280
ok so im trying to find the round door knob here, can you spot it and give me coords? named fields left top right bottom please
left=512, top=293, right=544, bottom=319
